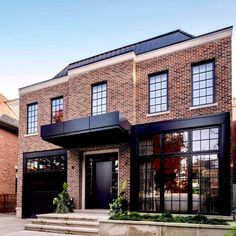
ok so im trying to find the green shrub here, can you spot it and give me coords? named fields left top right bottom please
left=109, top=212, right=229, bottom=225
left=53, top=182, right=75, bottom=213
left=224, top=226, right=236, bottom=236
left=109, top=179, right=128, bottom=215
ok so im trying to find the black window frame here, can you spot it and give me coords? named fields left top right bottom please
left=191, top=59, right=215, bottom=107
left=91, top=81, right=107, bottom=116
left=27, top=102, right=38, bottom=134
left=51, top=96, right=64, bottom=123
left=148, top=71, right=168, bottom=114
left=137, top=126, right=220, bottom=214
left=131, top=112, right=231, bottom=215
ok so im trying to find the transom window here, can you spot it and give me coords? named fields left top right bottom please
left=149, top=72, right=168, bottom=113
left=92, top=82, right=107, bottom=116
left=192, top=127, right=219, bottom=151
left=27, top=103, right=38, bottom=134
left=192, top=61, right=214, bottom=106
left=26, top=155, right=66, bottom=172
left=51, top=97, right=64, bottom=123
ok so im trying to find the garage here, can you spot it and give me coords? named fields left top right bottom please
left=22, top=150, right=67, bottom=218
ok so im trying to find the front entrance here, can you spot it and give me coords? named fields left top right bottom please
left=85, top=152, right=118, bottom=209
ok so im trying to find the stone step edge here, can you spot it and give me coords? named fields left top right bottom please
left=25, top=224, right=99, bottom=234
left=31, top=219, right=99, bottom=227
left=36, top=214, right=99, bottom=221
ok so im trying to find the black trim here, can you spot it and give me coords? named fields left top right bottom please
left=191, top=59, right=215, bottom=107
left=51, top=96, right=64, bottom=123
left=148, top=70, right=168, bottom=114
left=22, top=149, right=67, bottom=218
left=26, top=102, right=38, bottom=134
left=41, top=111, right=130, bottom=149
left=91, top=81, right=107, bottom=116
left=131, top=112, right=231, bottom=215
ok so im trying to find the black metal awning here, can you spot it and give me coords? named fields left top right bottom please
left=41, top=111, right=130, bottom=148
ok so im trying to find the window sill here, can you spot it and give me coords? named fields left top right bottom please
left=189, top=103, right=218, bottom=110
left=24, top=133, right=38, bottom=137
left=146, top=111, right=170, bottom=117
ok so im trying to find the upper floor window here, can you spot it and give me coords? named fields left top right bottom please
left=51, top=97, right=64, bottom=123
left=149, top=72, right=168, bottom=113
left=192, top=61, right=214, bottom=106
left=92, top=82, right=107, bottom=116
left=27, top=103, right=38, bottom=134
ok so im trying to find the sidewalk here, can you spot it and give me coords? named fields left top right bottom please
left=0, top=213, right=68, bottom=236
left=0, top=212, right=30, bottom=236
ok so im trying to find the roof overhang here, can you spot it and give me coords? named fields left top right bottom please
left=41, top=111, right=130, bottom=149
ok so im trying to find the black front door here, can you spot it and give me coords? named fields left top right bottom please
left=96, top=161, right=112, bottom=208
left=85, top=153, right=118, bottom=209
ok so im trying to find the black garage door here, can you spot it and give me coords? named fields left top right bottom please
left=22, top=150, right=67, bottom=218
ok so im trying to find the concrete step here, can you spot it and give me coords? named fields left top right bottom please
left=31, top=218, right=99, bottom=228
left=25, top=224, right=99, bottom=235
left=74, top=209, right=109, bottom=214
left=36, top=213, right=99, bottom=222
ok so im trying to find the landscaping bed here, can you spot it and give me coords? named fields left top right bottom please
left=99, top=213, right=231, bottom=236
left=109, top=212, right=229, bottom=225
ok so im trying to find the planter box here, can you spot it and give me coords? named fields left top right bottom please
left=99, top=220, right=230, bottom=236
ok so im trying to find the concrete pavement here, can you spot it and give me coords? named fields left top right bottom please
left=0, top=213, right=68, bottom=236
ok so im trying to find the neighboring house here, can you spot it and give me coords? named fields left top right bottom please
left=0, top=94, right=18, bottom=211
left=233, top=98, right=236, bottom=208
left=17, top=26, right=232, bottom=218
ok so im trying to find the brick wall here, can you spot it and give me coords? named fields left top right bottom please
left=136, top=37, right=231, bottom=124
left=17, top=36, right=232, bottom=213
left=0, top=128, right=18, bottom=194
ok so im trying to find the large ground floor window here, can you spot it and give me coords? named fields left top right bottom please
left=138, top=127, right=219, bottom=214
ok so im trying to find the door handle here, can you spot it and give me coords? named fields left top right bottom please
left=109, top=186, right=113, bottom=194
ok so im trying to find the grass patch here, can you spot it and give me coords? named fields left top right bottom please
left=109, top=212, right=229, bottom=225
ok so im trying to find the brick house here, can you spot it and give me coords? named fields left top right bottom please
left=0, top=94, right=18, bottom=210
left=233, top=98, right=236, bottom=208
left=17, top=26, right=232, bottom=218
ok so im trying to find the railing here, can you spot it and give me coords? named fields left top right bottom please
left=0, top=194, right=16, bottom=212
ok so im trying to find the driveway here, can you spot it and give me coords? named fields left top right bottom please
left=0, top=213, right=30, bottom=236
left=0, top=213, right=68, bottom=236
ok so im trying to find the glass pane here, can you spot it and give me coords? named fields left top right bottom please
left=164, top=156, right=188, bottom=213
left=52, top=155, right=65, bottom=170
left=192, top=154, right=219, bottom=214
left=27, top=158, right=38, bottom=172
left=164, top=132, right=188, bottom=153
left=139, top=159, right=161, bottom=212
left=38, top=158, right=51, bottom=171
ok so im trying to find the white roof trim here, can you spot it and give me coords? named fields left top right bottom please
left=68, top=51, right=136, bottom=76
left=19, top=27, right=232, bottom=95
left=19, top=76, right=68, bottom=95
left=136, top=27, right=232, bottom=62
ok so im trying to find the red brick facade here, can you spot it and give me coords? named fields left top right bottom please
left=17, top=28, right=232, bottom=217
left=0, top=128, right=18, bottom=194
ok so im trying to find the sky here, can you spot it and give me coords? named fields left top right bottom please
left=0, top=0, right=235, bottom=100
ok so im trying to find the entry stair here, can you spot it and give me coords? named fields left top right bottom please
left=25, top=211, right=108, bottom=235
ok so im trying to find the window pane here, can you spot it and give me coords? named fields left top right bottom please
left=51, top=97, right=64, bottom=123
left=149, top=72, right=168, bottom=113
left=192, top=154, right=219, bottom=214
left=27, top=158, right=38, bottom=172
left=164, top=132, right=188, bottom=153
left=164, top=156, right=188, bottom=213
left=27, top=103, right=38, bottom=134
left=38, top=158, right=51, bottom=171
left=192, top=128, right=219, bottom=151
left=92, top=83, right=107, bottom=116
left=192, top=61, right=214, bottom=106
